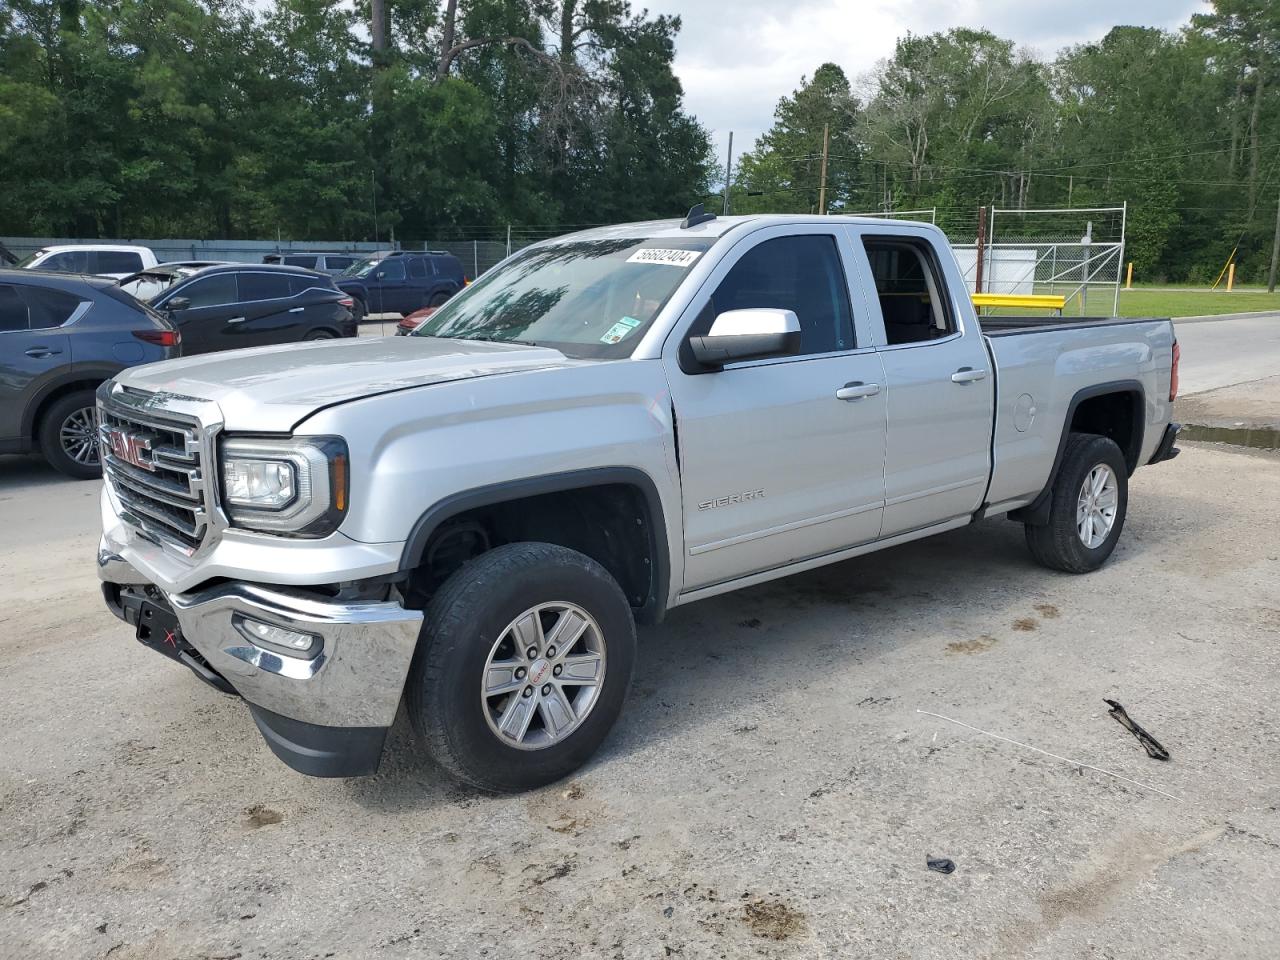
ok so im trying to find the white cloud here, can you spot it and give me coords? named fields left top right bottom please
left=645, top=0, right=1203, bottom=163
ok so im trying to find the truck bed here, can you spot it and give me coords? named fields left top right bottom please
left=978, top=315, right=1170, bottom=336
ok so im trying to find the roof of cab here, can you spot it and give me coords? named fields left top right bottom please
left=549, top=213, right=937, bottom=245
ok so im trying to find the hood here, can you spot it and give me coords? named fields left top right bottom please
left=115, top=335, right=582, bottom=431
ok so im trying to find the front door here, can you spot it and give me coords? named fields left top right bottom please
left=664, top=228, right=888, bottom=592
left=166, top=272, right=240, bottom=355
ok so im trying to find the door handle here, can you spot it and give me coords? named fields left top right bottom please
left=951, top=367, right=988, bottom=384
left=835, top=381, right=882, bottom=401
left=25, top=346, right=61, bottom=359
left=288, top=306, right=304, bottom=314
left=227, top=316, right=248, bottom=324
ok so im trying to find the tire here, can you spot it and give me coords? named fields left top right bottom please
left=351, top=298, right=366, bottom=324
left=38, top=389, right=102, bottom=480
left=303, top=329, right=336, bottom=340
left=407, top=542, right=637, bottom=793
left=428, top=292, right=450, bottom=308
left=1024, top=432, right=1128, bottom=573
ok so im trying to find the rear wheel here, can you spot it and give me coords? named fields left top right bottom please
left=350, top=298, right=366, bottom=324
left=1024, top=432, right=1128, bottom=573
left=406, top=542, right=636, bottom=792
left=428, top=292, right=450, bottom=308
left=39, top=389, right=102, bottom=480
left=303, top=329, right=336, bottom=340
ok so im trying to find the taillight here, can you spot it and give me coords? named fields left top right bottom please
left=337, top=296, right=354, bottom=308
left=132, top=329, right=180, bottom=347
left=463, top=276, right=471, bottom=286
left=1169, top=340, right=1180, bottom=402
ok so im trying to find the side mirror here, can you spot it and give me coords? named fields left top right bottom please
left=688, top=308, right=802, bottom=367
left=375, top=271, right=386, bottom=280
left=166, top=296, right=191, bottom=312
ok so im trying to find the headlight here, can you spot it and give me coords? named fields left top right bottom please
left=219, top=436, right=348, bottom=537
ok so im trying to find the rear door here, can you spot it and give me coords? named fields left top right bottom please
left=405, top=257, right=431, bottom=312
left=229, top=272, right=311, bottom=347
left=0, top=283, right=75, bottom=442
left=850, top=230, right=994, bottom=536
left=663, top=226, right=888, bottom=591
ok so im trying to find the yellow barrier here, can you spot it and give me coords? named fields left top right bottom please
left=971, top=292, right=1066, bottom=313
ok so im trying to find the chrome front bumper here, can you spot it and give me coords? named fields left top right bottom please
left=99, top=544, right=423, bottom=774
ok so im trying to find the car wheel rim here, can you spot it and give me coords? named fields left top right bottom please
left=481, top=601, right=606, bottom=751
left=60, top=406, right=100, bottom=466
left=1076, top=463, right=1118, bottom=549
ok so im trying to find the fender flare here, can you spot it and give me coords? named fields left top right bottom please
left=1009, top=379, right=1145, bottom=527
left=399, top=466, right=671, bottom=623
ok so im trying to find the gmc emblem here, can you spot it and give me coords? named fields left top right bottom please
left=105, top=427, right=154, bottom=472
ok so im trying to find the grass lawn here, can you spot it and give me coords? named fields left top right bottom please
left=1113, top=287, right=1280, bottom=318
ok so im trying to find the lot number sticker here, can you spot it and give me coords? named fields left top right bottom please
left=626, top=248, right=701, bottom=267
left=600, top=315, right=644, bottom=344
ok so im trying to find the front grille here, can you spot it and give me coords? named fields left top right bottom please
left=100, top=397, right=210, bottom=554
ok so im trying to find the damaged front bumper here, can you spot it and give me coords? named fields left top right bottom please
left=98, top=545, right=422, bottom=777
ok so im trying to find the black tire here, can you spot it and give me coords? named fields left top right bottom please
left=38, top=389, right=102, bottom=480
left=428, top=292, right=450, bottom=308
left=303, top=329, right=336, bottom=340
left=1024, top=432, right=1128, bottom=573
left=407, top=542, right=637, bottom=793
left=351, top=298, right=366, bottom=324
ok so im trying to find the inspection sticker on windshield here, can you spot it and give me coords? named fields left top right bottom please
left=626, top=248, right=701, bottom=267
left=600, top=315, right=643, bottom=344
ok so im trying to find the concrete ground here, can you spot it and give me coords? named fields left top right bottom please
left=2, top=317, right=1279, bottom=959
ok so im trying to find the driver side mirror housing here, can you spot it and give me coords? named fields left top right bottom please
left=688, top=308, right=802, bottom=368
left=166, top=296, right=191, bottom=312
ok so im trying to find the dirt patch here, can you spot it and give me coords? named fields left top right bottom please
left=243, top=805, right=284, bottom=828
left=947, top=635, right=998, bottom=655
left=1033, top=603, right=1061, bottom=619
left=741, top=897, right=806, bottom=941
left=561, top=782, right=584, bottom=801
left=1012, top=617, right=1039, bottom=632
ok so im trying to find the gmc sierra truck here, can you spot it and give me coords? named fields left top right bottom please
left=96, top=211, right=1181, bottom=792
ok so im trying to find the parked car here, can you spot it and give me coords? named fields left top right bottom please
left=336, top=250, right=466, bottom=321
left=97, top=212, right=1180, bottom=789
left=117, top=261, right=230, bottom=302
left=147, top=263, right=356, bottom=355
left=394, top=305, right=437, bottom=335
left=0, top=270, right=179, bottom=478
left=263, top=252, right=361, bottom=275
left=17, top=244, right=159, bottom=280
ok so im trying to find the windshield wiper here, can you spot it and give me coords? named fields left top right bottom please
left=462, top=334, right=538, bottom=346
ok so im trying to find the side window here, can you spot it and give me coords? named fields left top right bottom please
left=21, top=286, right=84, bottom=329
left=238, top=273, right=293, bottom=301
left=288, top=274, right=331, bottom=295
left=92, top=251, right=144, bottom=274
left=862, top=238, right=955, bottom=345
left=283, top=255, right=318, bottom=269
left=40, top=251, right=89, bottom=273
left=407, top=257, right=428, bottom=279
left=377, top=260, right=405, bottom=281
left=704, top=235, right=854, bottom=356
left=326, top=256, right=355, bottom=271
left=177, top=274, right=238, bottom=308
left=0, top=285, right=30, bottom=332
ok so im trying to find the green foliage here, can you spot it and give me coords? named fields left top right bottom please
left=735, top=5, right=1280, bottom=283
left=0, top=0, right=713, bottom=240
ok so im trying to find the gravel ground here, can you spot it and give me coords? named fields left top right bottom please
left=2, top=441, right=1279, bottom=960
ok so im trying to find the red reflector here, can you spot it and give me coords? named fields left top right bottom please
left=1169, top=340, right=1180, bottom=402
left=132, top=329, right=180, bottom=347
left=338, top=296, right=354, bottom=308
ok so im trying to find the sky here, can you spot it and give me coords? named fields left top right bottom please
left=644, top=0, right=1205, bottom=166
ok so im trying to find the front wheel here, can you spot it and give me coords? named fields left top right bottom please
left=1024, top=432, right=1128, bottom=573
left=406, top=542, right=636, bottom=792
left=39, top=389, right=102, bottom=480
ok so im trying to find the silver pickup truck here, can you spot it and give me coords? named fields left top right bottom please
left=97, top=212, right=1181, bottom=791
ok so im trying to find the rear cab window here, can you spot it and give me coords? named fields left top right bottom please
left=92, top=251, right=145, bottom=274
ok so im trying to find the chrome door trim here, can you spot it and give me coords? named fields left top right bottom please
left=687, top=500, right=883, bottom=556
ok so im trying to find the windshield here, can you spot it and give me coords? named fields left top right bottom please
left=341, top=257, right=382, bottom=278
left=15, top=251, right=44, bottom=269
left=411, top=237, right=715, bottom=359
left=118, top=267, right=201, bottom=302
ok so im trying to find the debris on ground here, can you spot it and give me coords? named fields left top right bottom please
left=926, top=856, right=956, bottom=875
left=1105, top=699, right=1171, bottom=761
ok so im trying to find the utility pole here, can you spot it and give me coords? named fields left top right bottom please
left=974, top=205, right=987, bottom=295
left=723, top=132, right=734, bottom=216
left=818, top=123, right=830, bottom=215
left=1067, top=175, right=1073, bottom=208
left=1269, top=185, right=1280, bottom=293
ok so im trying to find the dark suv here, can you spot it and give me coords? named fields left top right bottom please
left=0, top=270, right=179, bottom=478
left=336, top=251, right=467, bottom=321
left=149, top=264, right=356, bottom=354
